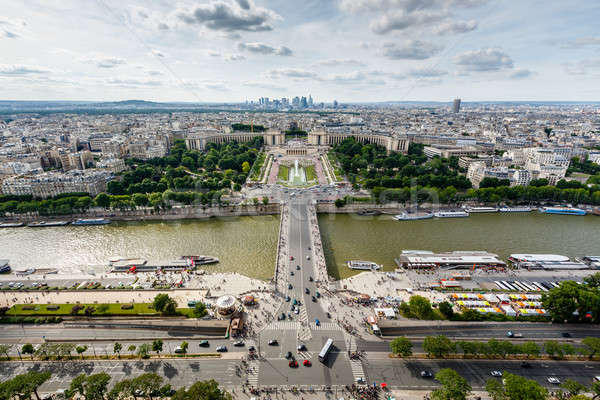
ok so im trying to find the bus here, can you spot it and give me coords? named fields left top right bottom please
left=318, top=338, right=334, bottom=363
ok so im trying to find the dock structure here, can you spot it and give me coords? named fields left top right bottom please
left=396, top=250, right=506, bottom=270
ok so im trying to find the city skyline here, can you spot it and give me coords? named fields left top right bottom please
left=1, top=0, right=599, bottom=102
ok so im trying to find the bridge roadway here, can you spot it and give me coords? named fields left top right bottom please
left=254, top=191, right=358, bottom=387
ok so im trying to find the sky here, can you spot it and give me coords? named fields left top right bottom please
left=0, top=0, right=599, bottom=103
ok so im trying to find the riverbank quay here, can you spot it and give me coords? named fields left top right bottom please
left=0, top=203, right=281, bottom=223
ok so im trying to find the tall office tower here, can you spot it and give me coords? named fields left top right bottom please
left=453, top=98, right=461, bottom=113
left=333, top=100, right=338, bottom=108
left=300, top=96, right=308, bottom=108
left=308, top=95, right=313, bottom=107
left=292, top=96, right=300, bottom=107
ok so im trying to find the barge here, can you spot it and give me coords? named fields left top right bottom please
left=27, top=221, right=71, bottom=227
left=347, top=260, right=382, bottom=271
left=72, top=218, right=111, bottom=226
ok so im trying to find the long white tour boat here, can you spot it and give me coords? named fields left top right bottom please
left=434, top=210, right=470, bottom=218
left=347, top=260, right=382, bottom=271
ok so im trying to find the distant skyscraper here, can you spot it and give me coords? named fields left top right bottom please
left=308, top=95, right=313, bottom=107
left=292, top=96, right=300, bottom=107
left=453, top=98, right=461, bottom=113
left=333, top=100, right=338, bottom=108
left=300, top=96, right=308, bottom=108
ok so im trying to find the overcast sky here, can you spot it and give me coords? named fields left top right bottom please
left=1, top=0, right=599, bottom=102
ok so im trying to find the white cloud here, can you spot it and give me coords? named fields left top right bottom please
left=508, top=68, right=536, bottom=79
left=226, top=54, right=246, bottom=61
left=312, top=59, right=366, bottom=67
left=433, top=20, right=477, bottom=35
left=151, top=49, right=166, bottom=58
left=454, top=48, right=513, bottom=72
left=564, top=58, right=599, bottom=76
left=238, top=42, right=293, bottom=56
left=381, top=40, right=443, bottom=60
left=176, top=0, right=281, bottom=32
left=0, top=64, right=51, bottom=75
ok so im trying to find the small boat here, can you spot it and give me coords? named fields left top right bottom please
left=465, top=207, right=498, bottom=213
left=180, top=255, right=220, bottom=265
left=539, top=206, right=586, bottom=216
left=592, top=208, right=600, bottom=216
left=72, top=218, right=111, bottom=226
left=394, top=212, right=433, bottom=220
left=0, top=222, right=24, bottom=228
left=15, top=268, right=35, bottom=275
left=347, top=260, right=382, bottom=271
left=27, top=221, right=71, bottom=227
left=0, top=260, right=10, bottom=274
left=356, top=209, right=382, bottom=216
left=499, top=206, right=534, bottom=212
left=434, top=210, right=469, bottom=218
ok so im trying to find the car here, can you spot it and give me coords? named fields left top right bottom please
left=312, top=296, right=316, bottom=302
left=268, top=339, right=278, bottom=346
left=306, top=256, right=310, bottom=260
left=305, top=288, right=310, bottom=294
left=290, top=256, right=294, bottom=260
left=288, top=360, right=299, bottom=368
left=285, top=351, right=293, bottom=359
left=174, top=346, right=184, bottom=353
left=296, top=265, right=300, bottom=270
left=520, top=362, right=531, bottom=368
left=326, top=312, right=331, bottom=319
left=547, top=377, right=561, bottom=384
left=420, top=371, right=433, bottom=378
left=233, top=341, right=245, bottom=347
left=490, top=371, right=502, bottom=377
left=199, top=340, right=209, bottom=347
left=316, top=291, right=320, bottom=298
left=303, top=359, right=312, bottom=367
left=288, top=313, right=293, bottom=320
left=561, top=332, right=571, bottom=338
left=308, top=246, right=311, bottom=250
left=309, top=276, right=313, bottom=282
left=297, top=344, right=306, bottom=351
left=216, top=346, right=227, bottom=352
left=285, top=296, right=291, bottom=302
left=290, top=271, right=294, bottom=276
left=288, top=284, right=293, bottom=289
left=248, top=346, right=256, bottom=352
left=294, top=307, right=299, bottom=314
left=293, top=298, right=297, bottom=305
left=315, top=319, right=320, bottom=326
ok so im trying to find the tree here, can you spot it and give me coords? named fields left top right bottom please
left=485, top=379, right=507, bottom=400
left=6, top=371, right=51, bottom=400
left=152, top=293, right=177, bottom=316
left=127, top=344, right=136, bottom=354
left=152, top=339, right=163, bottom=357
left=458, top=341, right=479, bottom=357
left=334, top=198, right=345, bottom=208
left=502, top=372, right=548, bottom=400
left=0, top=344, right=12, bottom=360
left=181, top=341, right=189, bottom=354
left=22, top=343, right=35, bottom=359
left=561, top=379, right=587, bottom=397
left=431, top=368, right=471, bottom=400
left=94, top=192, right=111, bottom=209
left=390, top=337, right=413, bottom=357
left=172, top=379, right=231, bottom=400
left=262, top=196, right=269, bottom=205
left=131, top=373, right=163, bottom=400
left=408, top=295, right=433, bottom=319
left=520, top=341, right=540, bottom=358
left=242, top=161, right=251, bottom=174
left=591, top=381, right=600, bottom=399
left=67, top=373, right=111, bottom=400
left=583, top=337, right=600, bottom=359
left=438, top=301, right=454, bottom=319
left=112, top=342, right=122, bottom=359
left=132, top=193, right=149, bottom=207
left=193, top=302, right=207, bottom=318
left=423, top=335, right=455, bottom=358
left=76, top=345, right=88, bottom=360
left=544, top=341, right=564, bottom=359
left=137, top=343, right=151, bottom=359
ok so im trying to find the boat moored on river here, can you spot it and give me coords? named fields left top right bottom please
left=347, top=260, right=382, bottom=271
left=393, top=212, right=433, bottom=221
left=0, top=222, right=24, bottom=228
left=72, top=218, right=111, bottom=226
left=539, top=206, right=586, bottom=215
left=464, top=206, right=498, bottom=213
left=499, top=206, right=534, bottom=212
left=27, top=220, right=71, bottom=227
left=434, top=210, right=470, bottom=218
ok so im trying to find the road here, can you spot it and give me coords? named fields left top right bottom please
left=366, top=359, right=600, bottom=391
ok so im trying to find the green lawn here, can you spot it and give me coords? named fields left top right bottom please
left=278, top=165, right=289, bottom=182
left=8, top=303, right=193, bottom=317
left=249, top=152, right=266, bottom=181
left=305, top=164, right=317, bottom=182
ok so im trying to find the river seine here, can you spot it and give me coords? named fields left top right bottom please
left=318, top=213, right=600, bottom=279
left=0, top=216, right=279, bottom=280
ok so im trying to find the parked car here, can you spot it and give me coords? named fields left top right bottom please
left=420, top=371, right=433, bottom=378
left=297, top=344, right=306, bottom=351
left=216, top=345, right=227, bottom=352
left=233, top=341, right=245, bottom=347
left=490, top=371, right=502, bottom=377
left=547, top=377, right=561, bottom=384
left=174, top=346, right=184, bottom=354
left=199, top=340, right=209, bottom=347
left=285, top=351, right=293, bottom=359
left=268, top=339, right=278, bottom=346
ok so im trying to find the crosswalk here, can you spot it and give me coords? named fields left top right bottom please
left=247, top=360, right=260, bottom=386
left=311, top=322, right=338, bottom=330
left=349, top=358, right=366, bottom=383
left=298, top=324, right=312, bottom=341
left=264, top=321, right=299, bottom=330
left=297, top=350, right=314, bottom=360
left=298, top=305, right=309, bottom=324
